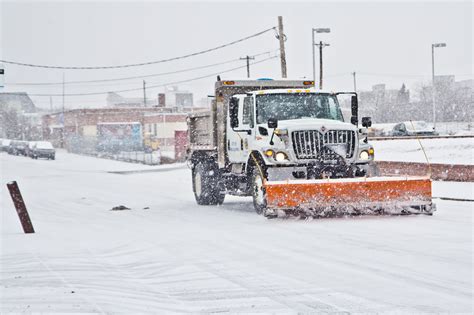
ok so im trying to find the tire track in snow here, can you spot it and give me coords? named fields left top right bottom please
left=1, top=253, right=106, bottom=313
left=224, top=222, right=472, bottom=311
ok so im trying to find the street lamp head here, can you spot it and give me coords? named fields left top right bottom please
left=432, top=43, right=447, bottom=48
left=314, top=28, right=331, bottom=33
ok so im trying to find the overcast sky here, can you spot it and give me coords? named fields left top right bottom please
left=1, top=0, right=472, bottom=110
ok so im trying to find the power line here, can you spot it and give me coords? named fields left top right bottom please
left=0, top=27, right=276, bottom=70
left=7, top=59, right=242, bottom=86
left=358, top=72, right=428, bottom=78
left=325, top=72, right=473, bottom=79
left=5, top=49, right=279, bottom=86
left=28, top=55, right=278, bottom=97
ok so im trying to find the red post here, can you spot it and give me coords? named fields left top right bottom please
left=6, top=181, right=35, bottom=234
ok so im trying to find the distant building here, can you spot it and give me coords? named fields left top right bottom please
left=359, top=84, right=410, bottom=123
left=419, top=76, right=472, bottom=122
left=0, top=92, right=37, bottom=113
left=106, top=86, right=194, bottom=110
left=0, top=92, right=41, bottom=139
left=165, top=86, right=193, bottom=109
left=106, top=92, right=147, bottom=107
left=358, top=76, right=472, bottom=124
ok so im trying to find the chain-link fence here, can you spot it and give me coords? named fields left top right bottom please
left=65, top=135, right=161, bottom=165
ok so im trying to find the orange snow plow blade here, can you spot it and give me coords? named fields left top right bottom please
left=264, top=176, right=433, bottom=212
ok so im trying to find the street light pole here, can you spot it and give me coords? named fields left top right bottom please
left=312, top=30, right=316, bottom=85
left=431, top=42, right=446, bottom=131
left=319, top=41, right=323, bottom=89
left=312, top=28, right=330, bottom=88
left=352, top=71, right=357, bottom=92
left=143, top=80, right=147, bottom=107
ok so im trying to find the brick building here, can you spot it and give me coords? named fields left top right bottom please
left=42, top=107, right=197, bottom=159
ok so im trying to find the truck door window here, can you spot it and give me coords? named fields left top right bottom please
left=328, top=96, right=344, bottom=121
left=242, top=96, right=254, bottom=128
left=229, top=97, right=240, bottom=128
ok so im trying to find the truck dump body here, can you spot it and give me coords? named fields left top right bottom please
left=188, top=111, right=214, bottom=151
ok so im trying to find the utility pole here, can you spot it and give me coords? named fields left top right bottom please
left=240, top=55, right=255, bottom=78
left=49, top=96, right=53, bottom=112
left=277, top=16, right=287, bottom=78
left=62, top=73, right=65, bottom=113
left=431, top=43, right=446, bottom=131
left=352, top=72, right=357, bottom=92
left=315, top=41, right=330, bottom=89
left=431, top=46, right=435, bottom=130
left=143, top=80, right=147, bottom=107
left=61, top=72, right=65, bottom=148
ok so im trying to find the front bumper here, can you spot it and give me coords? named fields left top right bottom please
left=35, top=151, right=55, bottom=158
left=266, top=162, right=370, bottom=181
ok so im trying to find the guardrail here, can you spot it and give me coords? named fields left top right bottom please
left=370, top=135, right=474, bottom=141
left=377, top=161, right=474, bottom=182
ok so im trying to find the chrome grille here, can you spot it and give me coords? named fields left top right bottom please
left=292, top=130, right=356, bottom=160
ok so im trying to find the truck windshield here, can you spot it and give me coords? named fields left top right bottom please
left=256, top=93, right=343, bottom=124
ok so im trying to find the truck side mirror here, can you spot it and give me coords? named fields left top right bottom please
left=268, top=118, right=278, bottom=145
left=229, top=97, right=239, bottom=128
left=362, top=116, right=372, bottom=128
left=351, top=95, right=358, bottom=126
left=267, top=118, right=278, bottom=129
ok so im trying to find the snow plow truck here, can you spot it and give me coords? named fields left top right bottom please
left=187, top=79, right=435, bottom=218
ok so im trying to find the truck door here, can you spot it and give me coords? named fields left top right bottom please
left=226, top=95, right=254, bottom=164
left=227, top=96, right=244, bottom=163
left=240, top=96, right=255, bottom=161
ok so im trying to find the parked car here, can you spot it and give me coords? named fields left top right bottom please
left=391, top=121, right=438, bottom=137
left=8, top=140, right=29, bottom=156
left=368, top=123, right=397, bottom=137
left=1, top=139, right=11, bottom=152
left=31, top=141, right=55, bottom=160
left=26, top=141, right=37, bottom=157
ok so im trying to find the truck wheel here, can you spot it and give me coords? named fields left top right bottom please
left=192, top=161, right=225, bottom=205
left=251, top=167, right=267, bottom=215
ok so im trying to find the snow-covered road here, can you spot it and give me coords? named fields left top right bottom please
left=1, top=151, right=473, bottom=313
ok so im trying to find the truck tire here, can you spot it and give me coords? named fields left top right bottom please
left=192, top=161, right=225, bottom=205
left=251, top=166, right=267, bottom=215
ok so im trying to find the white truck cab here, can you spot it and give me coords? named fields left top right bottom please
left=226, top=88, right=374, bottom=179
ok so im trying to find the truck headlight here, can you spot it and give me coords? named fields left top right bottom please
left=274, top=128, right=288, bottom=136
left=359, top=151, right=369, bottom=160
left=275, top=151, right=288, bottom=162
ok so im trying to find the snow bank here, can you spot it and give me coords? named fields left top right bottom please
left=372, top=137, right=474, bottom=165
